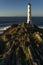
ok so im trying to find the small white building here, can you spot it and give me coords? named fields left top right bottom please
left=27, top=3, right=31, bottom=24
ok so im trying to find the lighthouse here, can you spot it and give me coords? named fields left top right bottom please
left=27, top=3, right=31, bottom=24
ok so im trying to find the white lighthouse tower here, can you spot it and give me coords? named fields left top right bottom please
left=27, top=3, right=31, bottom=24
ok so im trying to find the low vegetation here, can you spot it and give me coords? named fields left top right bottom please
left=0, top=23, right=43, bottom=65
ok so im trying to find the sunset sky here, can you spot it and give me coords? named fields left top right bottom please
left=0, top=0, right=43, bottom=17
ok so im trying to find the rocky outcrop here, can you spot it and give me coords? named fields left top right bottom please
left=0, top=23, right=43, bottom=65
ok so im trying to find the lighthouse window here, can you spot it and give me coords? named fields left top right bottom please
left=29, top=12, right=30, bottom=14
left=29, top=7, right=30, bottom=9
left=29, top=16, right=30, bottom=19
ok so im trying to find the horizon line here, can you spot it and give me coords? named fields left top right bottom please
left=0, top=16, right=43, bottom=17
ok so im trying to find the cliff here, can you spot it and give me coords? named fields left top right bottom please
left=0, top=23, right=43, bottom=65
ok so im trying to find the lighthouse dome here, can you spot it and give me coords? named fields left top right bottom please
left=28, top=3, right=31, bottom=6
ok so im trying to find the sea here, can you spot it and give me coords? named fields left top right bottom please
left=0, top=17, right=43, bottom=33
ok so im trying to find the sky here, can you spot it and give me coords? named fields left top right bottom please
left=0, top=0, right=43, bottom=17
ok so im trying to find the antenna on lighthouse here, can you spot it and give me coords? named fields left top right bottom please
left=27, top=2, right=31, bottom=24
